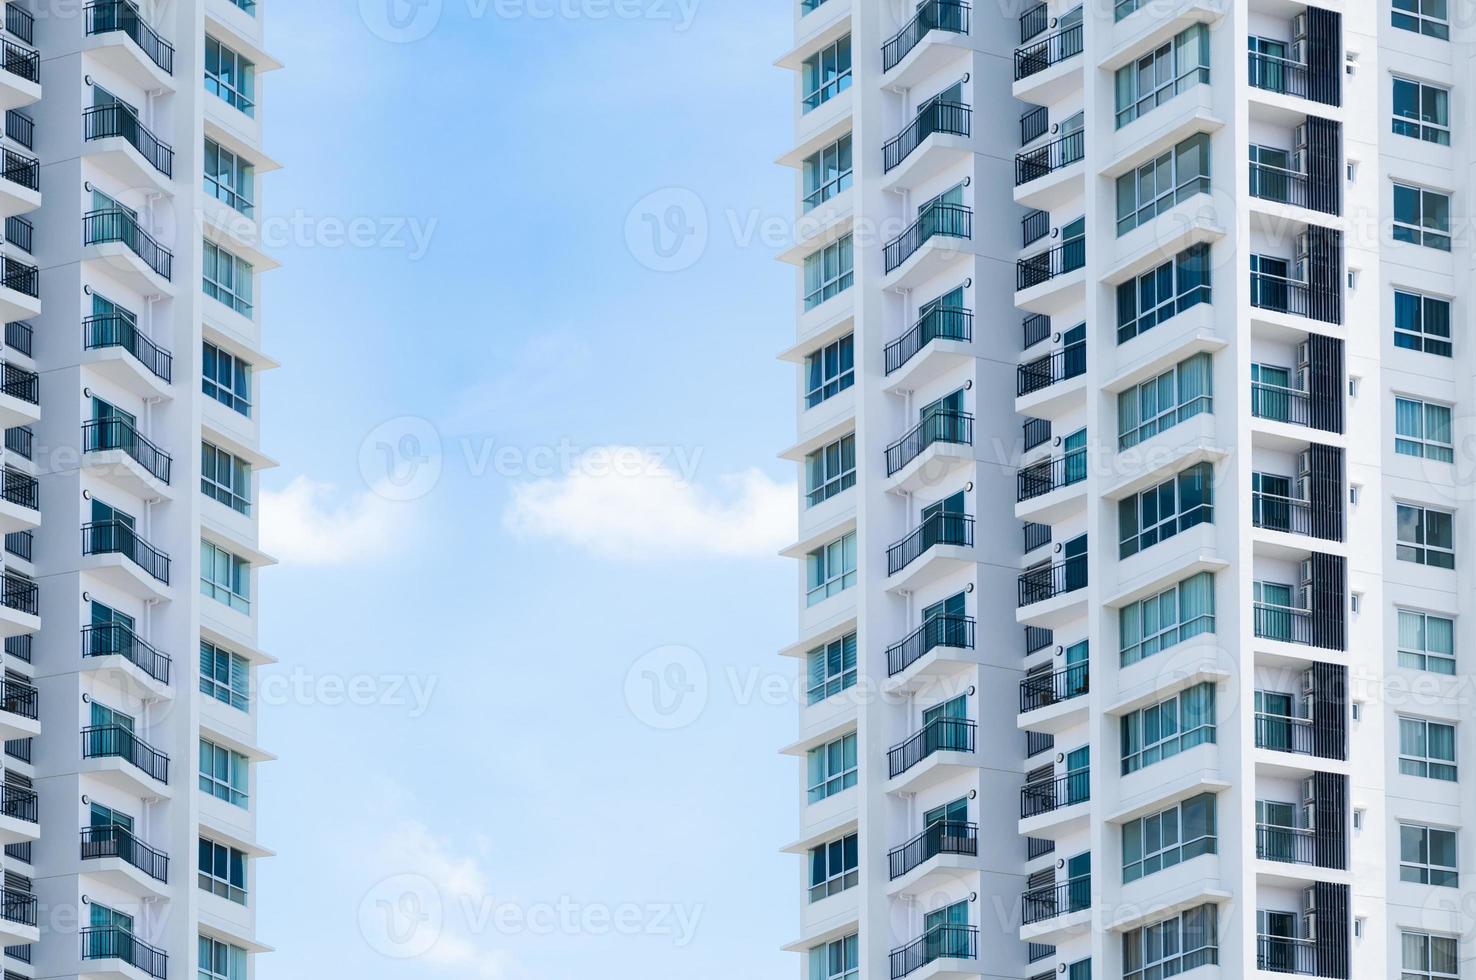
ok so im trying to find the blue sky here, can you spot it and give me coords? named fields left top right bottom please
left=255, top=2, right=799, bottom=976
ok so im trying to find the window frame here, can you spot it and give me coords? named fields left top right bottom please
left=198, top=836, right=248, bottom=904
left=204, top=137, right=255, bottom=216
left=1115, top=133, right=1211, bottom=235
left=203, top=240, right=254, bottom=315
left=806, top=434, right=856, bottom=506
left=1395, top=397, right=1454, bottom=463
left=1402, top=931, right=1459, bottom=980
left=1394, top=288, right=1452, bottom=357
left=1396, top=503, right=1455, bottom=569
left=202, top=342, right=252, bottom=416
left=804, top=334, right=854, bottom=408
left=806, top=531, right=856, bottom=606
left=1120, top=682, right=1216, bottom=774
left=1117, top=354, right=1213, bottom=450
left=199, top=935, right=248, bottom=980
left=1114, top=26, right=1210, bottom=129
left=1400, top=823, right=1459, bottom=886
left=1398, top=609, right=1456, bottom=675
left=1393, top=182, right=1452, bottom=252
left=803, top=134, right=853, bottom=212
left=1392, top=76, right=1451, bottom=145
left=806, top=633, right=857, bottom=705
left=201, top=540, right=251, bottom=613
left=806, top=732, right=858, bottom=803
left=1116, top=244, right=1212, bottom=343
left=1121, top=792, right=1217, bottom=883
left=201, top=441, right=252, bottom=514
left=808, top=933, right=858, bottom=980
left=808, top=833, right=858, bottom=902
left=1123, top=904, right=1219, bottom=980
left=205, top=36, right=256, bottom=117
left=1118, top=461, right=1214, bottom=558
left=801, top=36, right=852, bottom=113
left=1399, top=716, right=1457, bottom=781
left=803, top=235, right=854, bottom=312
left=1119, top=572, right=1216, bottom=666
left=1392, top=0, right=1450, bottom=40
left=200, top=640, right=250, bottom=712
left=199, top=737, right=249, bottom=807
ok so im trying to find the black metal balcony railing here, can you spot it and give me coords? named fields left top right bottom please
left=0, top=362, right=35, bottom=405
left=1249, top=381, right=1315, bottom=429
left=1257, top=935, right=1318, bottom=976
left=3, top=426, right=29, bottom=460
left=885, top=307, right=972, bottom=375
left=890, top=925, right=978, bottom=979
left=2, top=634, right=26, bottom=662
left=1025, top=625, right=1053, bottom=655
left=888, top=717, right=976, bottom=778
left=2, top=943, right=27, bottom=962
left=1022, top=417, right=1050, bottom=452
left=4, top=215, right=30, bottom=254
left=1015, top=129, right=1084, bottom=186
left=1253, top=490, right=1341, bottom=541
left=85, top=0, right=175, bottom=75
left=0, top=676, right=34, bottom=720
left=887, top=512, right=974, bottom=575
left=1, top=572, right=34, bottom=616
left=4, top=3, right=32, bottom=46
left=83, top=314, right=174, bottom=383
left=882, top=0, right=970, bottom=73
left=1022, top=312, right=1051, bottom=349
left=83, top=104, right=175, bottom=178
left=82, top=417, right=173, bottom=485
left=1250, top=270, right=1339, bottom=322
left=888, top=821, right=978, bottom=879
left=1022, top=208, right=1049, bottom=248
left=0, top=255, right=37, bottom=298
left=81, top=927, right=168, bottom=980
left=1254, top=711, right=1317, bottom=755
left=1255, top=824, right=1321, bottom=867
left=0, top=146, right=35, bottom=192
left=1020, top=105, right=1047, bottom=146
left=1248, top=51, right=1312, bottom=101
left=1021, top=770, right=1089, bottom=818
left=1019, top=2, right=1046, bottom=41
left=4, top=319, right=29, bottom=356
left=4, top=110, right=30, bottom=150
left=81, top=825, right=170, bottom=882
left=1015, top=22, right=1082, bottom=80
left=1018, top=556, right=1087, bottom=607
left=81, top=521, right=171, bottom=584
left=886, top=614, right=975, bottom=676
left=83, top=210, right=173, bottom=281
left=1017, top=342, right=1085, bottom=396
left=0, top=889, right=33, bottom=927
left=1023, top=521, right=1051, bottom=553
left=1017, top=449, right=1085, bottom=502
left=0, top=784, right=35, bottom=823
left=1253, top=602, right=1314, bottom=647
left=885, top=411, right=973, bottom=476
left=884, top=100, right=971, bottom=173
left=82, top=622, right=172, bottom=686
left=1019, top=662, right=1088, bottom=713
left=1022, top=877, right=1091, bottom=925
left=0, top=38, right=36, bottom=83
left=1017, top=237, right=1084, bottom=290
left=81, top=724, right=169, bottom=783
left=0, top=469, right=33, bottom=510
left=1250, top=161, right=1311, bottom=209
left=884, top=202, right=972, bottom=273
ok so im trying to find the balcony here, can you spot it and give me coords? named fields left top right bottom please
left=4, top=215, right=28, bottom=253
left=1022, top=877, right=1089, bottom=926
left=1253, top=490, right=1342, bottom=542
left=0, top=890, right=32, bottom=930
left=0, top=469, right=36, bottom=534
left=83, top=313, right=175, bottom=386
left=80, top=927, right=168, bottom=980
left=1021, top=770, right=1088, bottom=818
left=1253, top=711, right=1344, bottom=761
left=81, top=521, right=172, bottom=586
left=1017, top=342, right=1085, bottom=399
left=1248, top=48, right=1338, bottom=107
left=0, top=571, right=33, bottom=619
left=1017, top=450, right=1084, bottom=503
left=81, top=724, right=169, bottom=784
left=888, top=820, right=978, bottom=880
left=0, top=677, right=33, bottom=723
left=83, top=417, right=173, bottom=487
left=85, top=0, right=176, bottom=77
left=889, top=924, right=978, bottom=979
left=84, top=209, right=174, bottom=285
left=1017, top=238, right=1083, bottom=292
left=1015, top=130, right=1084, bottom=206
left=83, top=104, right=176, bottom=181
left=1250, top=161, right=1315, bottom=212
left=1257, top=935, right=1323, bottom=976
left=80, top=825, right=170, bottom=883
left=887, top=511, right=973, bottom=576
left=888, top=716, right=975, bottom=778
left=0, top=38, right=35, bottom=87
left=82, top=622, right=172, bottom=688
left=1255, top=824, right=1343, bottom=871
left=1022, top=417, right=1050, bottom=452
left=884, top=100, right=971, bottom=174
left=885, top=306, right=971, bottom=376
left=1250, top=269, right=1340, bottom=325
left=886, top=614, right=974, bottom=677
left=882, top=0, right=970, bottom=74
left=0, top=256, right=36, bottom=323
left=0, top=785, right=34, bottom=825
left=884, top=201, right=971, bottom=275
left=1014, top=22, right=1081, bottom=81
left=885, top=411, right=972, bottom=478
left=1019, top=663, right=1088, bottom=714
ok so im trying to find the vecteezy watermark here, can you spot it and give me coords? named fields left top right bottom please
left=624, top=188, right=709, bottom=273
left=258, top=668, right=439, bottom=719
left=360, top=873, right=445, bottom=959
left=360, top=0, right=444, bottom=42
left=360, top=416, right=444, bottom=502
left=198, top=208, right=439, bottom=261
left=624, top=645, right=708, bottom=730
left=360, top=0, right=701, bottom=42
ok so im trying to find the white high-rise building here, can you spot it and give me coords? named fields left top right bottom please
left=0, top=2, right=280, bottom=978
left=780, top=2, right=1466, bottom=979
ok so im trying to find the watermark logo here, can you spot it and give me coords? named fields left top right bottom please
left=360, top=0, right=444, bottom=42
left=360, top=416, right=444, bottom=501
left=625, top=188, right=707, bottom=272
left=359, top=873, right=444, bottom=958
left=624, top=645, right=707, bottom=730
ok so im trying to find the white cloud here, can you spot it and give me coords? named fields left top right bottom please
left=261, top=476, right=413, bottom=565
left=501, top=450, right=794, bottom=560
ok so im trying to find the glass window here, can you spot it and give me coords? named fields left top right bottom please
left=1118, top=353, right=1213, bottom=449
left=1122, top=792, right=1217, bottom=882
left=1123, top=904, right=1219, bottom=980
left=1393, top=0, right=1450, bottom=40
left=199, top=935, right=248, bottom=980
left=1118, top=462, right=1213, bottom=558
left=1394, top=289, right=1452, bottom=357
left=1393, top=78, right=1450, bottom=145
left=1120, top=683, right=1216, bottom=774
left=806, top=435, right=855, bottom=506
left=200, top=640, right=250, bottom=711
left=1116, top=244, right=1211, bottom=343
left=808, top=833, right=858, bottom=901
left=804, top=335, right=854, bottom=408
left=199, top=738, right=249, bottom=807
left=198, top=837, right=247, bottom=904
left=1395, top=398, right=1453, bottom=462
left=1399, top=610, right=1456, bottom=675
left=205, top=36, right=256, bottom=116
left=201, top=441, right=252, bottom=514
left=204, top=138, right=254, bottom=216
left=1402, top=932, right=1459, bottom=980
left=201, top=541, right=251, bottom=612
left=806, top=633, right=857, bottom=705
left=801, top=36, right=852, bottom=112
left=1400, top=717, right=1457, bottom=781
left=203, top=241, right=254, bottom=315
left=806, top=531, right=856, bottom=606
left=808, top=934, right=858, bottom=980
left=803, top=135, right=853, bottom=211
left=1401, top=824, right=1459, bottom=886
left=803, top=235, right=854, bottom=311
left=1394, top=183, right=1452, bottom=251
left=807, top=733, right=857, bottom=802
left=1115, top=133, right=1211, bottom=235
left=1397, top=504, right=1455, bottom=568
left=202, top=342, right=251, bottom=416
left=1114, top=25, right=1209, bottom=128
left=1119, top=572, right=1216, bottom=666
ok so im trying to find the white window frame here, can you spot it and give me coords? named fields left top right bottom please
left=199, top=738, right=249, bottom=807
left=804, top=335, right=854, bottom=408
left=1402, top=931, right=1459, bottom=980
left=203, top=240, right=254, bottom=315
left=198, top=836, right=248, bottom=904
left=803, top=235, right=854, bottom=311
left=1394, top=288, right=1453, bottom=357
left=1392, top=0, right=1450, bottom=40
left=1393, top=182, right=1452, bottom=252
left=808, top=833, right=858, bottom=902
left=1398, top=609, right=1456, bottom=675
left=803, top=134, right=853, bottom=212
left=806, top=531, right=856, bottom=606
left=806, top=633, right=857, bottom=704
left=201, top=540, right=251, bottom=613
left=1395, top=397, right=1454, bottom=462
left=1400, top=823, right=1459, bottom=886
left=200, top=640, right=250, bottom=711
left=201, top=441, right=252, bottom=514
left=806, top=434, right=856, bottom=506
left=1399, top=716, right=1457, bottom=781
left=809, top=934, right=858, bottom=980
left=1392, top=76, right=1451, bottom=145
left=1397, top=503, right=1455, bottom=569
left=806, top=732, right=857, bottom=803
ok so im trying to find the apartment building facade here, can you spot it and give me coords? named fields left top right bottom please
left=781, top=1, right=1467, bottom=978
left=0, top=1, right=279, bottom=978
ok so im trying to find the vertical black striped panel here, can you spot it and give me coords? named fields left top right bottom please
left=1311, top=662, right=1348, bottom=762
left=1305, top=116, right=1342, bottom=216
left=1307, top=334, right=1344, bottom=434
left=1313, top=882, right=1350, bottom=979
left=1307, top=226, right=1343, bottom=325
left=1305, top=7, right=1343, bottom=107
left=1308, top=445, right=1344, bottom=541
left=1313, top=770, right=1348, bottom=868
left=1309, top=553, right=1346, bottom=652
